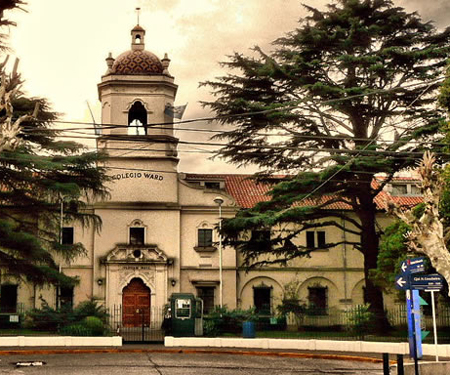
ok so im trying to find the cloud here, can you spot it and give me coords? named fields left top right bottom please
left=397, top=0, right=450, bottom=28
left=8, top=0, right=450, bottom=174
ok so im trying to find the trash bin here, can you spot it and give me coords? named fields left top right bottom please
left=242, top=321, right=255, bottom=338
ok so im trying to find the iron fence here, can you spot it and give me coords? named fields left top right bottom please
left=283, top=305, right=450, bottom=329
left=107, top=305, right=165, bottom=343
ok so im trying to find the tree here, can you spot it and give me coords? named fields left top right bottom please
left=388, top=152, right=450, bottom=291
left=202, top=0, right=450, bottom=329
left=0, top=2, right=109, bottom=286
left=369, top=219, right=410, bottom=291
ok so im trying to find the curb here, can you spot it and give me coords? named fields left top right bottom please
left=0, top=347, right=388, bottom=363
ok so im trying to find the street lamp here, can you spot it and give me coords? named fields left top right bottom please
left=214, top=196, right=224, bottom=308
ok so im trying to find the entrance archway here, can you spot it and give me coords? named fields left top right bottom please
left=122, top=278, right=151, bottom=327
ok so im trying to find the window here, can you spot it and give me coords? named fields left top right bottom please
left=197, top=287, right=215, bottom=314
left=175, top=299, right=191, bottom=318
left=308, top=286, right=328, bottom=314
left=251, top=230, right=271, bottom=251
left=410, top=185, right=421, bottom=195
left=306, top=231, right=315, bottom=248
left=253, top=287, right=271, bottom=315
left=62, top=227, right=74, bottom=245
left=306, top=231, right=326, bottom=249
left=130, top=227, right=145, bottom=245
left=59, top=286, right=74, bottom=308
left=390, top=183, right=421, bottom=196
left=391, top=184, right=408, bottom=195
left=317, top=231, right=326, bottom=247
left=0, top=285, right=17, bottom=313
left=198, top=229, right=213, bottom=247
left=205, top=182, right=221, bottom=190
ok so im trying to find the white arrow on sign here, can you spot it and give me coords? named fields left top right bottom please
left=401, top=262, right=408, bottom=273
left=397, top=276, right=407, bottom=288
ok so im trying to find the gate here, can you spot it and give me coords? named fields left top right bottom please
left=108, top=305, right=165, bottom=342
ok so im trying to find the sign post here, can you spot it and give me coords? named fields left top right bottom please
left=396, top=258, right=425, bottom=375
left=395, top=257, right=444, bottom=373
left=430, top=290, right=439, bottom=362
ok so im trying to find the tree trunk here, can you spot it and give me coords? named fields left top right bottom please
left=357, top=195, right=391, bottom=332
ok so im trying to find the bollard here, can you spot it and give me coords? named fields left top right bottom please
left=397, top=354, right=404, bottom=375
left=383, top=353, right=390, bottom=375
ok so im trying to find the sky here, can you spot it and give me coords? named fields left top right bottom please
left=4, top=0, right=450, bottom=173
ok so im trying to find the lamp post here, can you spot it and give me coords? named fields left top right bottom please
left=57, top=197, right=64, bottom=309
left=214, top=196, right=224, bottom=308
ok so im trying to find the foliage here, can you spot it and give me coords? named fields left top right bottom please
left=25, top=300, right=109, bottom=334
left=370, top=220, right=410, bottom=290
left=203, top=306, right=258, bottom=336
left=0, top=2, right=109, bottom=285
left=80, top=316, right=106, bottom=336
left=59, top=324, right=92, bottom=337
left=22, top=300, right=69, bottom=331
left=69, top=300, right=109, bottom=323
left=345, top=304, right=375, bottom=340
left=202, top=0, right=450, bottom=328
left=276, top=278, right=307, bottom=325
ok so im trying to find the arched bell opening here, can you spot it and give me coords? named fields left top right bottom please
left=128, top=101, right=147, bottom=135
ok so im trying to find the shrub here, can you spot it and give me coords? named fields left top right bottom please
left=60, top=324, right=92, bottom=336
left=345, top=304, right=375, bottom=339
left=82, top=316, right=105, bottom=336
left=203, top=306, right=257, bottom=336
left=70, top=301, right=108, bottom=323
left=25, top=301, right=72, bottom=331
left=24, top=299, right=109, bottom=335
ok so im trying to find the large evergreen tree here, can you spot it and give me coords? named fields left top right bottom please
left=203, top=0, right=450, bottom=328
left=0, top=2, right=108, bottom=286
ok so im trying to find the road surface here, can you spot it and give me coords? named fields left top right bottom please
left=0, top=351, right=385, bottom=374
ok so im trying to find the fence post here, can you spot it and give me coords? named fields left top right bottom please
left=397, top=354, right=404, bottom=375
left=383, top=353, right=390, bottom=375
left=142, top=309, right=145, bottom=342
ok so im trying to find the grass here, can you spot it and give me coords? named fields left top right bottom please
left=219, top=327, right=450, bottom=344
left=0, top=328, right=56, bottom=336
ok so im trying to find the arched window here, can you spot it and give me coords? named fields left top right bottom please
left=128, top=219, right=146, bottom=245
left=128, top=101, right=147, bottom=135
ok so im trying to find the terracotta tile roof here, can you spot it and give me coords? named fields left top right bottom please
left=184, top=173, right=423, bottom=210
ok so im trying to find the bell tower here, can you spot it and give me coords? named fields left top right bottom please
left=97, top=25, right=180, bottom=203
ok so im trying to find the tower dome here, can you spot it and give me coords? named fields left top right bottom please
left=111, top=50, right=163, bottom=75
left=108, top=25, right=165, bottom=75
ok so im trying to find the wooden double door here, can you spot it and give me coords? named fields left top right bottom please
left=122, top=278, right=151, bottom=327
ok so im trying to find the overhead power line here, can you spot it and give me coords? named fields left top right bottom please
left=20, top=74, right=446, bottom=134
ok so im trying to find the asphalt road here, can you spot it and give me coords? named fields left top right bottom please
left=0, top=352, right=385, bottom=374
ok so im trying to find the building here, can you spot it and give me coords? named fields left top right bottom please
left=1, top=25, right=423, bottom=325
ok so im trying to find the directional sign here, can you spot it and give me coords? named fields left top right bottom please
left=411, top=274, right=444, bottom=291
left=401, top=257, right=425, bottom=275
left=395, top=275, right=409, bottom=290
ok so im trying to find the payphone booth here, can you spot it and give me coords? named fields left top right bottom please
left=170, top=293, right=203, bottom=337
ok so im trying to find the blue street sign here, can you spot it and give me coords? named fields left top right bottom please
left=412, top=290, right=423, bottom=359
left=395, top=275, right=409, bottom=290
left=401, top=257, right=425, bottom=275
left=406, top=290, right=423, bottom=359
left=411, top=274, right=444, bottom=291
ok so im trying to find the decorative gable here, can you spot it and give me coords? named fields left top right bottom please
left=104, top=244, right=169, bottom=264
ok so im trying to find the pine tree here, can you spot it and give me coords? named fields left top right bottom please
left=0, top=1, right=109, bottom=286
left=202, top=0, right=450, bottom=329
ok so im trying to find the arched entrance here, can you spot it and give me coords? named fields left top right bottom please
left=122, top=278, right=151, bottom=327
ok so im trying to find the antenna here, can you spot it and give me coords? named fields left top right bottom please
left=136, top=7, right=141, bottom=25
